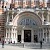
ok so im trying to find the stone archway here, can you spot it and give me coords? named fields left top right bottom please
left=12, top=11, right=42, bottom=43
left=13, top=11, right=42, bottom=26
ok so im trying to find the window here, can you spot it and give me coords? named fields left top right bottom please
left=7, top=33, right=8, bottom=38
left=26, top=19, right=29, bottom=25
left=13, top=29, right=14, bottom=31
left=9, top=14, right=12, bottom=22
left=5, top=6, right=6, bottom=8
left=10, top=20, right=12, bottom=22
left=44, top=20, right=46, bottom=24
left=44, top=33, right=46, bottom=37
left=13, top=33, right=14, bottom=38
left=10, top=33, right=11, bottom=38
left=18, top=18, right=36, bottom=26
left=10, top=4, right=14, bottom=8
left=10, top=28, right=11, bottom=31
left=2, top=6, right=4, bottom=8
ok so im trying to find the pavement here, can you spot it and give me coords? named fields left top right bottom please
left=0, top=45, right=50, bottom=50
left=7, top=43, right=50, bottom=49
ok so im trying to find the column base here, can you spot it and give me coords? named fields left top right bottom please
left=21, top=39, right=24, bottom=43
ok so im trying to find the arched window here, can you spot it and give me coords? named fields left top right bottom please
left=18, top=18, right=37, bottom=26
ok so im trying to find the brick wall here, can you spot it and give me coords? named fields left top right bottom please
left=0, top=9, right=6, bottom=41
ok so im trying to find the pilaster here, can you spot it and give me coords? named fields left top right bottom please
left=31, top=29, right=34, bottom=42
left=21, top=30, right=24, bottom=43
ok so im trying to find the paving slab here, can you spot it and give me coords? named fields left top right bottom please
left=0, top=45, right=50, bottom=50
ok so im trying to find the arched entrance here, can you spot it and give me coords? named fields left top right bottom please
left=13, top=11, right=42, bottom=43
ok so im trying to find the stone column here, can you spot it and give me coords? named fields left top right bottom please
left=43, top=28, right=44, bottom=39
left=47, top=28, right=49, bottom=42
left=21, top=30, right=24, bottom=43
left=9, top=28, right=11, bottom=43
left=43, top=28, right=45, bottom=43
left=42, top=12, right=44, bottom=25
left=7, top=12, right=9, bottom=22
left=31, top=29, right=34, bottom=42
left=8, top=28, right=10, bottom=42
left=8, top=28, right=10, bottom=38
left=46, top=28, right=47, bottom=42
left=11, top=28, right=13, bottom=38
left=40, top=28, right=42, bottom=41
left=11, top=28, right=13, bottom=43
left=16, top=30, right=18, bottom=43
left=47, top=12, right=49, bottom=22
left=6, top=29, right=7, bottom=38
left=49, top=29, right=50, bottom=42
left=12, top=12, right=14, bottom=20
left=38, top=29, right=40, bottom=42
left=40, top=29, right=41, bottom=40
left=12, top=9, right=14, bottom=20
left=5, top=29, right=8, bottom=44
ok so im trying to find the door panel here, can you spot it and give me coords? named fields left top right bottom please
left=18, top=35, right=21, bottom=42
left=24, top=30, right=31, bottom=42
left=34, top=35, right=38, bottom=43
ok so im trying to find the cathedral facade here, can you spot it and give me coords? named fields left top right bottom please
left=0, top=0, right=50, bottom=44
